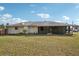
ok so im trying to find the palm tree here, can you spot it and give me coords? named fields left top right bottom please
left=5, top=23, right=9, bottom=35
left=0, top=24, right=4, bottom=29
left=0, top=24, right=5, bottom=35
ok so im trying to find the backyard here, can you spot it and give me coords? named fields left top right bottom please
left=0, top=33, right=79, bottom=56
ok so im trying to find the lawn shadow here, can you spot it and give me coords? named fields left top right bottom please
left=0, top=33, right=74, bottom=37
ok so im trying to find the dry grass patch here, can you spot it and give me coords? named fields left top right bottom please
left=0, top=33, right=79, bottom=55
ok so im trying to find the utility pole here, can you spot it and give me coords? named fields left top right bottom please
left=71, top=20, right=73, bottom=35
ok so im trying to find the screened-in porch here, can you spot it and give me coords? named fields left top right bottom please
left=38, top=26, right=67, bottom=34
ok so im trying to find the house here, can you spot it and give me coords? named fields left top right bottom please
left=73, top=25, right=79, bottom=32
left=3, top=21, right=73, bottom=35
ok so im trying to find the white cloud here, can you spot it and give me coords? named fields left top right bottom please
left=74, top=20, right=79, bottom=25
left=76, top=19, right=79, bottom=21
left=0, top=6, right=5, bottom=11
left=75, top=19, right=79, bottom=25
left=62, top=16, right=69, bottom=20
left=36, top=13, right=50, bottom=19
left=0, top=13, right=28, bottom=24
left=54, top=20, right=64, bottom=23
left=0, top=13, right=13, bottom=22
left=3, top=13, right=12, bottom=18
left=12, top=18, right=28, bottom=23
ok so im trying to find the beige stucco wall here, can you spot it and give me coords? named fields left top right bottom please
left=8, top=27, right=24, bottom=34
left=28, top=26, right=38, bottom=34
left=8, top=26, right=38, bottom=34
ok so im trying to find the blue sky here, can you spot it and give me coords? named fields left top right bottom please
left=0, top=3, right=79, bottom=25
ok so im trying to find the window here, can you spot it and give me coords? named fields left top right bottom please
left=40, top=27, right=44, bottom=31
left=15, top=27, right=18, bottom=30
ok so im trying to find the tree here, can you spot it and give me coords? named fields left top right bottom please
left=5, top=23, right=9, bottom=35
left=0, top=24, right=4, bottom=29
left=23, top=29, right=27, bottom=34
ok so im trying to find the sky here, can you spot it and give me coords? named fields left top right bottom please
left=0, top=3, right=79, bottom=25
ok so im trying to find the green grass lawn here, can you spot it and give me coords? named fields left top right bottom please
left=0, top=33, right=79, bottom=56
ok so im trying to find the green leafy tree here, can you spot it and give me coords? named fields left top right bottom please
left=23, top=29, right=27, bottom=34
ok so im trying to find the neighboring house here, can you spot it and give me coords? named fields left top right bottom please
left=73, top=25, right=79, bottom=32
left=3, top=21, right=73, bottom=35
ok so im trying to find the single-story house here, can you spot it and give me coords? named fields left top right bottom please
left=0, top=21, right=73, bottom=35
left=73, top=25, right=79, bottom=32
